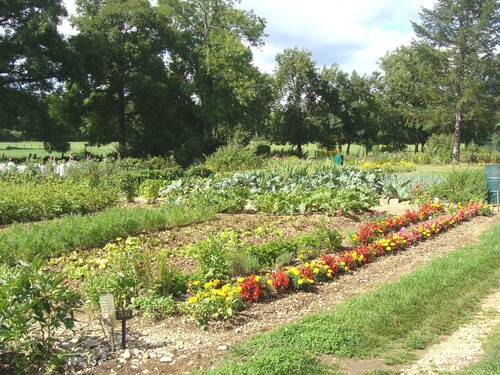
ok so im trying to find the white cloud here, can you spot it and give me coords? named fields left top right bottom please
left=59, top=0, right=438, bottom=75
left=238, top=0, right=438, bottom=74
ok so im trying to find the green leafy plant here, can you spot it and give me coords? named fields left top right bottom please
left=228, top=251, right=262, bottom=277
left=204, top=142, right=264, bottom=172
left=131, top=291, right=175, bottom=319
left=298, top=226, right=342, bottom=251
left=139, top=179, right=162, bottom=204
left=153, top=250, right=189, bottom=297
left=186, top=236, right=231, bottom=282
left=434, top=168, right=488, bottom=203
left=0, top=258, right=82, bottom=373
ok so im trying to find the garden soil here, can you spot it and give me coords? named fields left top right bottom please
left=57, top=206, right=500, bottom=374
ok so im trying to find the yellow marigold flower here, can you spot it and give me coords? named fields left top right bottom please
left=313, top=267, right=320, bottom=274
left=188, top=296, right=197, bottom=304
left=254, top=275, right=261, bottom=282
left=267, top=279, right=273, bottom=285
left=386, top=246, right=392, bottom=251
left=298, top=279, right=304, bottom=285
left=289, top=268, right=300, bottom=276
left=237, top=277, right=245, bottom=283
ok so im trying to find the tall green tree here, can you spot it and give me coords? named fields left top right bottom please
left=270, top=48, right=320, bottom=157
left=412, top=0, right=499, bottom=163
left=66, top=0, right=176, bottom=155
left=331, top=69, right=378, bottom=154
left=0, top=0, right=69, bottom=147
left=379, top=46, right=432, bottom=152
left=314, top=64, right=342, bottom=150
left=160, top=0, right=271, bottom=150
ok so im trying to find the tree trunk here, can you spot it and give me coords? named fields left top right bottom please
left=346, top=143, right=351, bottom=155
left=414, top=143, right=418, bottom=153
left=452, top=107, right=461, bottom=164
left=297, top=140, right=303, bottom=158
left=118, top=85, right=127, bottom=155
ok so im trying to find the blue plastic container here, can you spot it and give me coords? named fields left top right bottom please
left=485, top=165, right=500, bottom=204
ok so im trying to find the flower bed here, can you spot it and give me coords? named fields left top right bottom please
left=351, top=203, right=445, bottom=245
left=183, top=202, right=488, bottom=326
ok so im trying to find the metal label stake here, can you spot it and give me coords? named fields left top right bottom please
left=116, top=308, right=133, bottom=349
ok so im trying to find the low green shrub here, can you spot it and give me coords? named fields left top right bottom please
left=255, top=144, right=271, bottom=156
left=139, top=179, right=162, bottom=204
left=250, top=240, right=298, bottom=267
left=186, top=236, right=232, bottom=282
left=228, top=251, right=262, bottom=277
left=433, top=168, right=488, bottom=203
left=298, top=226, right=342, bottom=251
left=0, top=258, right=82, bottom=373
left=204, top=142, right=265, bottom=172
left=131, top=292, right=175, bottom=319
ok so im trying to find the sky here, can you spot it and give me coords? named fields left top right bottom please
left=61, top=0, right=437, bottom=75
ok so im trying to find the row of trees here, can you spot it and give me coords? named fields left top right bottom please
left=1, top=0, right=499, bottom=163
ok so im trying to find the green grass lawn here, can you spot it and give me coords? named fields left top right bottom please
left=198, top=222, right=500, bottom=375
left=0, top=141, right=116, bottom=159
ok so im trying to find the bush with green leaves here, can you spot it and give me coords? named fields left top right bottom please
left=0, top=259, right=82, bottom=373
left=297, top=226, right=342, bottom=251
left=204, top=142, right=265, bottom=172
left=186, top=236, right=232, bottom=282
left=433, top=168, right=488, bottom=203
left=425, top=134, right=454, bottom=164
left=131, top=292, right=175, bottom=319
left=139, top=179, right=163, bottom=204
left=249, top=240, right=298, bottom=267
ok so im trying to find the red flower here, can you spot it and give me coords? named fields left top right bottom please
left=270, top=269, right=290, bottom=294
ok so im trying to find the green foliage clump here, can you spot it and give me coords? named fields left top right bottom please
left=255, top=144, right=271, bottom=156
left=460, top=143, right=500, bottom=164
left=249, top=240, right=298, bottom=268
left=298, top=226, right=342, bottom=251
left=433, top=168, right=488, bottom=203
left=0, top=259, right=82, bottom=373
left=0, top=178, right=120, bottom=225
left=204, top=142, right=264, bottom=172
left=139, top=179, right=162, bottom=203
left=425, top=134, right=454, bottom=164
left=0, top=205, right=214, bottom=266
left=228, top=251, right=261, bottom=277
left=186, top=236, right=231, bottom=282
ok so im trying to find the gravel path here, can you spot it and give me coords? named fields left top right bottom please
left=403, top=290, right=500, bottom=374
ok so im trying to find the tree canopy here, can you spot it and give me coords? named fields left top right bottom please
left=0, top=0, right=498, bottom=161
